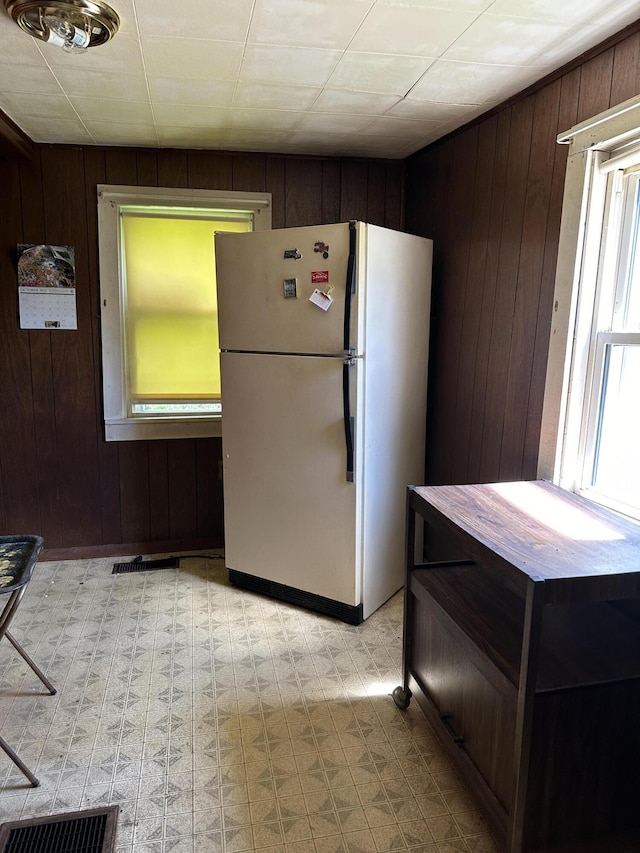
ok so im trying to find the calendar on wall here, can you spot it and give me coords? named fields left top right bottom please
left=17, top=244, right=78, bottom=330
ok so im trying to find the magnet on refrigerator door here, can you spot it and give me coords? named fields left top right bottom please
left=283, top=278, right=297, bottom=298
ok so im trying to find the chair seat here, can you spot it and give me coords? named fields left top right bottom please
left=0, top=536, right=44, bottom=594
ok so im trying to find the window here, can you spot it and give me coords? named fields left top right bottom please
left=97, top=186, right=271, bottom=441
left=539, top=96, right=640, bottom=520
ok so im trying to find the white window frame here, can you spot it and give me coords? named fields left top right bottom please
left=538, top=94, right=640, bottom=519
left=97, top=185, right=271, bottom=442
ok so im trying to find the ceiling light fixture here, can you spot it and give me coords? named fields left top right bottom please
left=4, top=0, right=119, bottom=53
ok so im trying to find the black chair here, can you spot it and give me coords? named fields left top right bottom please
left=0, top=535, right=56, bottom=787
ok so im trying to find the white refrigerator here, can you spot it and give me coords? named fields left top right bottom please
left=215, top=221, right=432, bottom=624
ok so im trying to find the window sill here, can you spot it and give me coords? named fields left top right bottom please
left=105, top=416, right=222, bottom=442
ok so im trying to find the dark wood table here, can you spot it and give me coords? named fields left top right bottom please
left=394, top=481, right=640, bottom=853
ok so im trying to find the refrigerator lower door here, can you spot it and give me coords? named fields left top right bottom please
left=221, top=351, right=362, bottom=621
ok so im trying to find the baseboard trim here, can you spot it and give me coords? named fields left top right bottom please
left=41, top=538, right=224, bottom=561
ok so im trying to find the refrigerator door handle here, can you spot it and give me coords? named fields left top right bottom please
left=343, top=221, right=357, bottom=353
left=342, top=359, right=355, bottom=483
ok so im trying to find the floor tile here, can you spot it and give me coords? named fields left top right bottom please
left=0, top=554, right=498, bottom=853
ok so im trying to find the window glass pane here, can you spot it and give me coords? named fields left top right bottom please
left=621, top=181, right=640, bottom=331
left=121, top=213, right=250, bottom=411
left=590, top=343, right=640, bottom=509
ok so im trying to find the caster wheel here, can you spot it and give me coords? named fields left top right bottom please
left=392, top=685, right=412, bottom=710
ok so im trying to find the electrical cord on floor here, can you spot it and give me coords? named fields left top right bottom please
left=132, top=553, right=224, bottom=562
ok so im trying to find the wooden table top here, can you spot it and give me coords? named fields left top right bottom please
left=411, top=481, right=640, bottom=601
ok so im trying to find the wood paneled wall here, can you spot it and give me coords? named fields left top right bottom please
left=0, top=148, right=404, bottom=557
left=405, top=25, right=640, bottom=487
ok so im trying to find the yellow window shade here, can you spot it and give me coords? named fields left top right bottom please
left=121, top=213, right=250, bottom=408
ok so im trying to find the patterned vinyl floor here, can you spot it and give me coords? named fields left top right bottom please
left=0, top=554, right=497, bottom=853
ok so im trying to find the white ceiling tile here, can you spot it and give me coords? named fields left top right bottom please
left=52, top=67, right=149, bottom=101
left=443, top=14, right=571, bottom=66
left=240, top=44, right=342, bottom=87
left=312, top=89, right=400, bottom=115
left=70, top=97, right=153, bottom=123
left=82, top=121, right=158, bottom=145
left=534, top=17, right=640, bottom=68
left=106, top=0, right=137, bottom=35
left=224, top=128, right=292, bottom=148
left=21, top=119, right=94, bottom=144
left=584, top=1, right=640, bottom=31
left=156, top=126, right=228, bottom=147
left=0, top=16, right=47, bottom=63
left=343, top=135, right=409, bottom=157
left=152, top=104, right=230, bottom=129
left=233, top=82, right=320, bottom=111
left=134, top=0, right=254, bottom=41
left=141, top=37, right=244, bottom=80
left=361, top=115, right=444, bottom=137
left=281, top=130, right=362, bottom=155
left=147, top=78, right=236, bottom=108
left=489, top=0, right=637, bottom=26
left=377, top=0, right=492, bottom=9
left=349, top=5, right=478, bottom=56
left=248, top=0, right=371, bottom=49
left=39, top=33, right=144, bottom=73
left=384, top=98, right=481, bottom=121
left=0, top=92, right=77, bottom=120
left=229, top=108, right=305, bottom=131
left=432, top=115, right=476, bottom=136
left=0, top=0, right=636, bottom=159
left=328, top=52, right=434, bottom=96
left=0, top=63, right=64, bottom=96
left=407, top=128, right=444, bottom=149
left=300, top=112, right=376, bottom=133
left=408, top=59, right=539, bottom=105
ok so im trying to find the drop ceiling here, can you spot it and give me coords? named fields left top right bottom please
left=0, top=0, right=638, bottom=160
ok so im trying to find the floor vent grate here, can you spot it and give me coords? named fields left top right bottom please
left=0, top=806, right=119, bottom=853
left=112, top=557, right=178, bottom=574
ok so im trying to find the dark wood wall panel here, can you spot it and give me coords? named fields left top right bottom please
left=285, top=158, right=323, bottom=226
left=430, top=130, right=478, bottom=486
left=480, top=98, right=534, bottom=482
left=406, top=23, right=640, bottom=487
left=340, top=161, right=369, bottom=222
left=499, top=83, right=560, bottom=481
left=384, top=162, right=404, bottom=230
left=0, top=147, right=405, bottom=556
left=148, top=441, right=170, bottom=542
left=42, top=147, right=104, bottom=547
left=0, top=158, right=41, bottom=535
left=467, top=110, right=511, bottom=484
left=19, top=154, right=62, bottom=546
left=610, top=32, right=640, bottom=105
left=321, top=161, right=341, bottom=224
left=266, top=157, right=285, bottom=228
left=450, top=120, right=496, bottom=485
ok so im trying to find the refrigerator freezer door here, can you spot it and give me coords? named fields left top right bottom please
left=216, top=222, right=358, bottom=355
left=221, top=351, right=360, bottom=607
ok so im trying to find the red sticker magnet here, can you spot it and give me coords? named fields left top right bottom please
left=311, top=270, right=329, bottom=284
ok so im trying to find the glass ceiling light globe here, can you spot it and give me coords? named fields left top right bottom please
left=4, top=0, right=119, bottom=51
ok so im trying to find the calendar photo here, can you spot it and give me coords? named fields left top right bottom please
left=17, top=244, right=78, bottom=330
